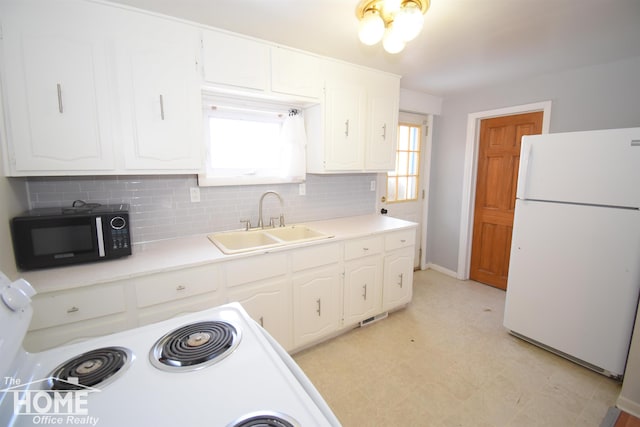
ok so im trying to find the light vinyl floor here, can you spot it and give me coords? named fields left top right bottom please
left=293, top=269, right=621, bottom=426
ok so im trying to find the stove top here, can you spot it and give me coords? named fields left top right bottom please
left=0, top=272, right=340, bottom=427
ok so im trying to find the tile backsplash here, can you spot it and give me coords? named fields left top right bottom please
left=26, top=174, right=378, bottom=243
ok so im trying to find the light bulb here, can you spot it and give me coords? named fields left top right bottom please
left=382, top=22, right=406, bottom=54
left=358, top=10, right=385, bottom=45
left=394, top=2, right=424, bottom=41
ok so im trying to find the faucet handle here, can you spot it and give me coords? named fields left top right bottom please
left=279, top=214, right=285, bottom=227
left=269, top=217, right=279, bottom=228
left=240, top=219, right=251, bottom=231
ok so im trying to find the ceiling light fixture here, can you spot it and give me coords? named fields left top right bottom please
left=356, top=0, right=430, bottom=54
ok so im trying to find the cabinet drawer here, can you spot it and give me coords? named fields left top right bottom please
left=291, top=243, right=340, bottom=272
left=226, top=253, right=287, bottom=287
left=345, top=236, right=383, bottom=260
left=30, top=285, right=125, bottom=331
left=135, top=264, right=219, bottom=308
left=384, top=229, right=416, bottom=251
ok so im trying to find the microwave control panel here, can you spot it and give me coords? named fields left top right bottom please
left=106, top=214, right=131, bottom=254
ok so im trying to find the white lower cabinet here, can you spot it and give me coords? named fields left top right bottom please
left=24, top=283, right=130, bottom=351
left=383, top=247, right=414, bottom=311
left=133, top=264, right=221, bottom=326
left=23, top=224, right=417, bottom=353
left=227, top=279, right=291, bottom=351
left=343, top=255, right=383, bottom=326
left=292, top=265, right=341, bottom=349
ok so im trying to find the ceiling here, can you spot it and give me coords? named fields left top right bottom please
left=109, top=0, right=640, bottom=96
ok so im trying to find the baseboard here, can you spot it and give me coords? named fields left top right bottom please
left=424, top=263, right=458, bottom=278
left=617, top=396, right=640, bottom=419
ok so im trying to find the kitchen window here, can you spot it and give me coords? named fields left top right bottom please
left=198, top=96, right=307, bottom=186
left=386, top=123, right=421, bottom=202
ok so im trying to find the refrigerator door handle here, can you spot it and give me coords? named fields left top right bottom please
left=517, top=140, right=533, bottom=200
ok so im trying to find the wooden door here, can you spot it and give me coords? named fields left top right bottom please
left=469, top=112, right=543, bottom=289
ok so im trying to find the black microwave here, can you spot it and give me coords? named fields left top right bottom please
left=11, top=204, right=132, bottom=270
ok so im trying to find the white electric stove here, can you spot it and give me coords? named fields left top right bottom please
left=0, top=271, right=341, bottom=427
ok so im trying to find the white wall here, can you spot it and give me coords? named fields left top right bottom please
left=426, top=55, right=640, bottom=272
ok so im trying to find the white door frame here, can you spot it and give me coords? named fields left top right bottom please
left=456, top=101, right=552, bottom=280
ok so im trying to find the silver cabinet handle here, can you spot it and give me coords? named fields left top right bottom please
left=345, top=119, right=349, bottom=137
left=398, top=273, right=404, bottom=288
left=159, top=94, right=165, bottom=120
left=259, top=316, right=264, bottom=327
left=67, top=306, right=79, bottom=313
left=382, top=123, right=387, bottom=140
left=316, top=298, right=322, bottom=316
left=362, top=247, right=369, bottom=252
left=57, top=83, right=64, bottom=113
left=362, top=284, right=367, bottom=300
left=400, top=239, right=406, bottom=243
left=176, top=285, right=186, bottom=291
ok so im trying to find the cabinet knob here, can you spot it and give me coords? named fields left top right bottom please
left=67, top=306, right=79, bottom=313
left=176, top=285, right=186, bottom=291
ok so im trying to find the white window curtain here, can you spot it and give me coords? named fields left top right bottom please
left=279, top=110, right=307, bottom=180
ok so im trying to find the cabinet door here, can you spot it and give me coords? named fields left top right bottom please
left=365, top=86, right=399, bottom=170
left=324, top=84, right=365, bottom=170
left=1, top=1, right=115, bottom=174
left=271, top=47, right=320, bottom=99
left=227, top=280, right=291, bottom=351
left=202, top=30, right=269, bottom=91
left=383, top=248, right=414, bottom=311
left=344, top=256, right=382, bottom=326
left=116, top=14, right=202, bottom=171
left=292, top=265, right=341, bottom=348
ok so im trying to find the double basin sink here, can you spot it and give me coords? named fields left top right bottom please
left=208, top=225, right=334, bottom=254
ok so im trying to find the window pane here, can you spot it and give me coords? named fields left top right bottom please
left=387, top=177, right=397, bottom=201
left=409, top=127, right=419, bottom=151
left=398, top=126, right=409, bottom=151
left=407, top=176, right=417, bottom=199
left=397, top=177, right=407, bottom=201
left=408, top=151, right=419, bottom=175
left=397, top=151, right=409, bottom=175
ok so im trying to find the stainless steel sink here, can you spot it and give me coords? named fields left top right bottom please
left=208, top=225, right=334, bottom=254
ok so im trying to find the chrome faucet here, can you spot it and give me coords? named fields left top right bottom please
left=258, top=191, right=285, bottom=228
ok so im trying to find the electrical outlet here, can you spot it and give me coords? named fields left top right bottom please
left=299, top=183, right=306, bottom=196
left=190, top=187, right=201, bottom=203
left=370, top=180, right=376, bottom=191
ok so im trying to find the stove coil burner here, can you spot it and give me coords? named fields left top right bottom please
left=228, top=411, right=300, bottom=427
left=150, top=321, right=240, bottom=371
left=48, top=347, right=133, bottom=391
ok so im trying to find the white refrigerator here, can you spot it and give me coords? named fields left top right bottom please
left=503, top=127, right=640, bottom=379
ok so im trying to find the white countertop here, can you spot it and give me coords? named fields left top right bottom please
left=21, top=214, right=417, bottom=293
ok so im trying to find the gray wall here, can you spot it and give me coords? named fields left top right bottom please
left=426, top=55, right=640, bottom=272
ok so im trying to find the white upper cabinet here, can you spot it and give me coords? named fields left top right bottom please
left=201, top=30, right=321, bottom=101
left=202, top=30, right=269, bottom=92
left=305, top=60, right=400, bottom=173
left=270, top=47, right=321, bottom=99
left=0, top=0, right=203, bottom=176
left=0, top=1, right=116, bottom=174
left=114, top=10, right=203, bottom=171
left=365, top=73, right=400, bottom=171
